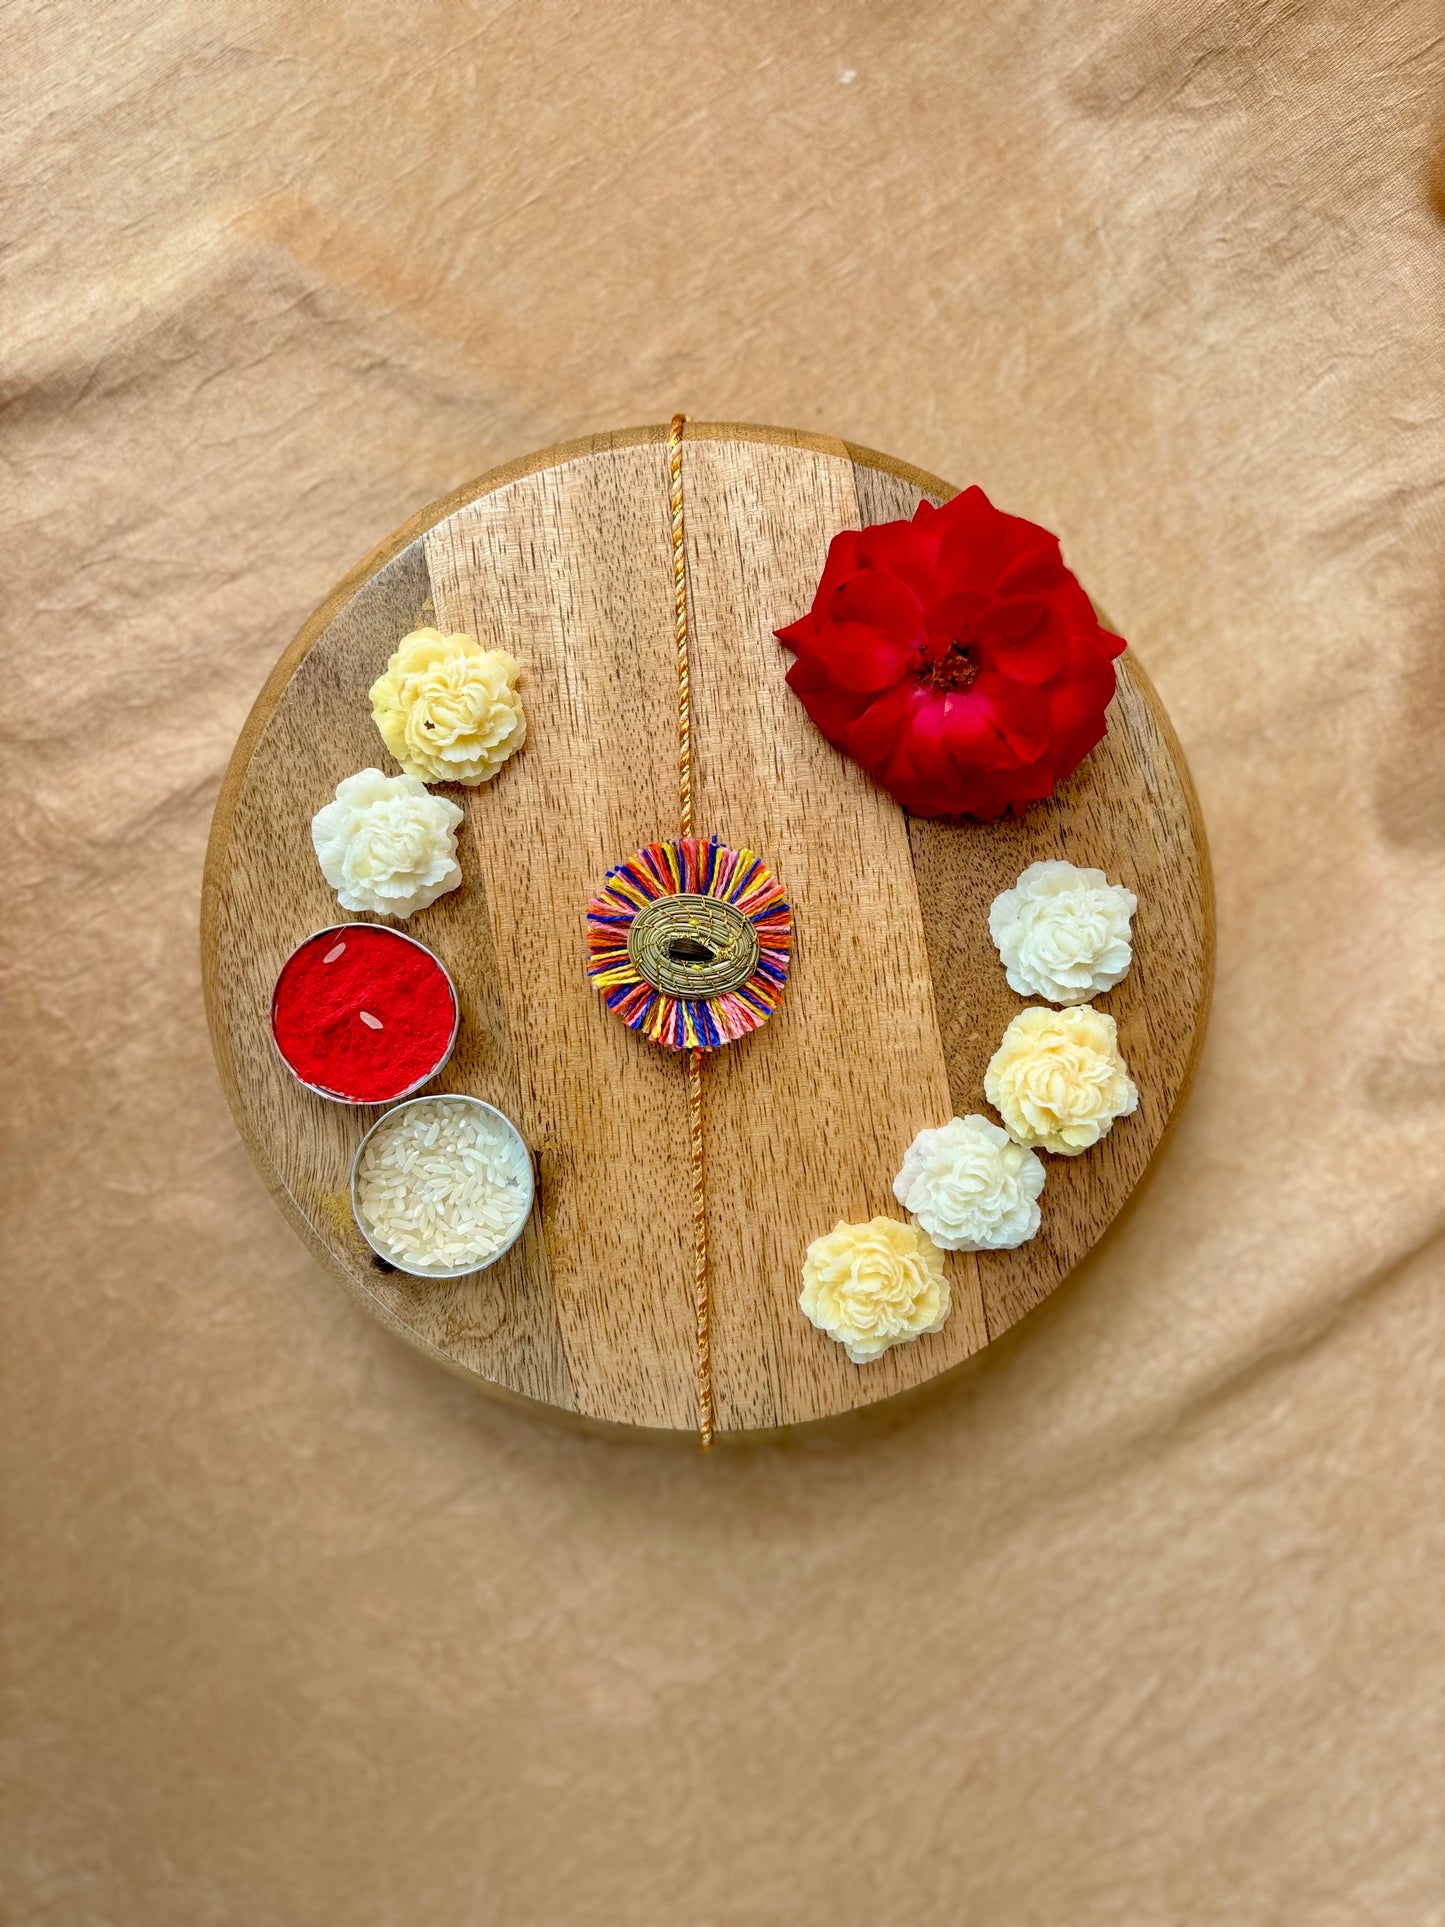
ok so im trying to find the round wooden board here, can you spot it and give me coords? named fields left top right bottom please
left=203, top=423, right=1212, bottom=1437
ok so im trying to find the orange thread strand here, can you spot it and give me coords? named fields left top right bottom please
left=686, top=1043, right=712, bottom=1448
left=668, top=413, right=713, bottom=1449
left=670, top=413, right=694, bottom=842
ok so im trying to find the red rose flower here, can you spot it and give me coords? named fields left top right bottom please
left=776, top=486, right=1126, bottom=818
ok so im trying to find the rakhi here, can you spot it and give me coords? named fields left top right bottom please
left=585, top=415, right=793, bottom=1447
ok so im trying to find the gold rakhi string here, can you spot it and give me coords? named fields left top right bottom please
left=668, top=412, right=713, bottom=1450
left=670, top=414, right=695, bottom=844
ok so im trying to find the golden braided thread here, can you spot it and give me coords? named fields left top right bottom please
left=669, top=412, right=694, bottom=842
left=668, top=412, right=714, bottom=1450
left=685, top=1040, right=712, bottom=1449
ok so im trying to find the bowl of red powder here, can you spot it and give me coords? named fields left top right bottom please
left=270, top=924, right=460, bottom=1105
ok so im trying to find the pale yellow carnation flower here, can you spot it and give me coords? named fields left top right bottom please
left=799, top=1216, right=949, bottom=1365
left=984, top=1004, right=1138, bottom=1156
left=369, top=627, right=526, bottom=786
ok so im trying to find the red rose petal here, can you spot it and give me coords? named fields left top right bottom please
left=997, top=541, right=1066, bottom=595
left=977, top=672, right=1053, bottom=764
left=1047, top=635, right=1119, bottom=729
left=844, top=682, right=917, bottom=775
left=818, top=529, right=863, bottom=584
left=980, top=595, right=1045, bottom=643
left=1049, top=573, right=1100, bottom=630
left=817, top=630, right=919, bottom=694
left=903, top=692, right=969, bottom=787
left=985, top=604, right=1069, bottom=685
left=933, top=487, right=1009, bottom=585
left=923, top=589, right=990, bottom=651
left=940, top=688, right=1006, bottom=759
left=1005, top=753, right=1064, bottom=803
left=829, top=568, right=924, bottom=641
left=937, top=489, right=1061, bottom=587
left=1043, top=718, right=1107, bottom=793
left=991, top=507, right=1066, bottom=567
left=808, top=573, right=921, bottom=692
left=933, top=484, right=997, bottom=537
left=785, top=654, right=869, bottom=748
left=855, top=519, right=940, bottom=600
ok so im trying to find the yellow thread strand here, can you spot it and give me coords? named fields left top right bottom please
left=669, top=412, right=694, bottom=841
left=668, top=413, right=713, bottom=1449
left=687, top=1045, right=713, bottom=1448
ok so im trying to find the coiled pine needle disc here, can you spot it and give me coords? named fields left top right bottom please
left=585, top=835, right=791, bottom=1052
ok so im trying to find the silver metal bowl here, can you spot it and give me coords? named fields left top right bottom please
left=349, top=1094, right=535, bottom=1280
left=269, top=923, right=460, bottom=1106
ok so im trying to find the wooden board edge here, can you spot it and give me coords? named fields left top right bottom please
left=201, top=424, right=1215, bottom=1439
left=840, top=437, right=962, bottom=505
left=1107, top=651, right=1217, bottom=1158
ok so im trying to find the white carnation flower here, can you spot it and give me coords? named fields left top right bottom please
left=988, top=859, right=1137, bottom=1005
left=311, top=769, right=464, bottom=920
left=893, top=1115, right=1045, bottom=1251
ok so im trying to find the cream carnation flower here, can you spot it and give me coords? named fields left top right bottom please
left=988, top=860, right=1136, bottom=1005
left=799, top=1216, right=949, bottom=1365
left=369, top=627, right=526, bottom=786
left=984, top=1004, right=1138, bottom=1156
left=311, top=769, right=464, bottom=919
left=893, top=1115, right=1045, bottom=1250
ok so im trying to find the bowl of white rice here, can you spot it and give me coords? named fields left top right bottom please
left=350, top=1094, right=534, bottom=1278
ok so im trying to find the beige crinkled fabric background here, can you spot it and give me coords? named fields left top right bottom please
left=3, top=3, right=1442, bottom=1922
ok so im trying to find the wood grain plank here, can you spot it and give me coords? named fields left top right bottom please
left=205, top=537, right=573, bottom=1409
left=426, top=445, right=700, bottom=1429
left=682, top=433, right=986, bottom=1429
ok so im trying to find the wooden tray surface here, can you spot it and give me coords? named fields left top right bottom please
left=202, top=424, right=1212, bottom=1434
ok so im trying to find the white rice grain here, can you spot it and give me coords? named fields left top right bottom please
left=355, top=1098, right=530, bottom=1274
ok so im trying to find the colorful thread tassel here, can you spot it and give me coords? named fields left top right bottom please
left=586, top=835, right=792, bottom=1051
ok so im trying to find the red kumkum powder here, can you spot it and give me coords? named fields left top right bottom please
left=271, top=926, right=458, bottom=1103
